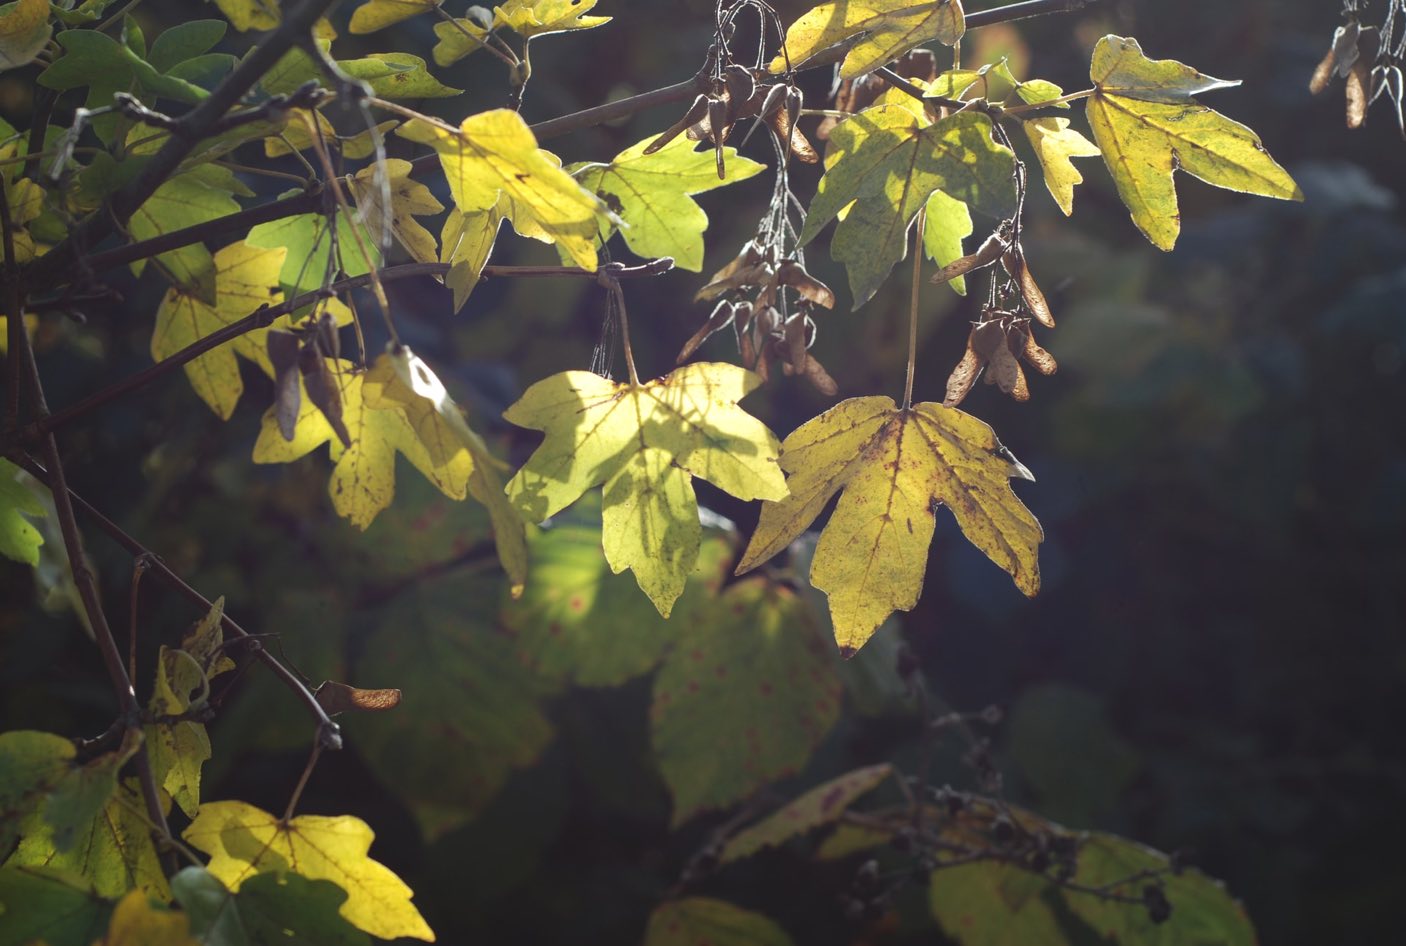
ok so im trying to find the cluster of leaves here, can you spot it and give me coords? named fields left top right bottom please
left=0, top=0, right=1309, bottom=942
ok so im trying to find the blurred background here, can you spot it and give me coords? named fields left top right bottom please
left=2, top=0, right=1404, bottom=943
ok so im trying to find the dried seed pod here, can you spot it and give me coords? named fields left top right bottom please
left=1002, top=248, right=1054, bottom=328
left=944, top=319, right=1007, bottom=407
left=1015, top=323, right=1058, bottom=376
left=723, top=65, right=757, bottom=120
left=311, top=309, right=341, bottom=359
left=1347, top=55, right=1371, bottom=128
left=800, top=352, right=839, bottom=396
left=985, top=333, right=1029, bottom=401
left=708, top=96, right=732, bottom=177
left=645, top=94, right=712, bottom=154
left=676, top=300, right=736, bottom=364
left=314, top=681, right=403, bottom=715
left=775, top=261, right=835, bottom=308
left=932, top=231, right=1005, bottom=285
left=268, top=329, right=302, bottom=442
left=695, top=240, right=765, bottom=301
left=766, top=87, right=819, bottom=164
left=783, top=314, right=808, bottom=372
left=299, top=347, right=352, bottom=448
left=756, top=81, right=788, bottom=121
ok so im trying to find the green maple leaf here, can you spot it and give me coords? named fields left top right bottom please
left=129, top=167, right=243, bottom=303
left=399, top=110, right=610, bottom=270
left=569, top=135, right=765, bottom=272
left=172, top=868, right=371, bottom=946
left=737, top=397, right=1042, bottom=655
left=1086, top=35, right=1302, bottom=250
left=922, top=189, right=973, bottom=295
left=246, top=207, right=379, bottom=295
left=802, top=107, right=1016, bottom=306
left=0, top=866, right=113, bottom=946
left=770, top=0, right=965, bottom=79
left=504, top=363, right=788, bottom=615
left=0, top=458, right=44, bottom=566
left=183, top=801, right=433, bottom=941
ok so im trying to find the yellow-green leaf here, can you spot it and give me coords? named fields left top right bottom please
left=570, top=135, right=764, bottom=272
left=212, top=0, right=279, bottom=32
left=151, top=242, right=285, bottom=419
left=245, top=208, right=379, bottom=295
left=400, top=110, right=609, bottom=270
left=0, top=0, right=52, bottom=70
left=737, top=397, right=1041, bottom=655
left=1086, top=35, right=1302, bottom=250
left=922, top=189, right=972, bottom=295
left=0, top=457, right=44, bottom=566
left=349, top=158, right=443, bottom=264
left=253, top=359, right=473, bottom=529
left=430, top=17, right=490, bottom=67
left=1023, top=115, right=1100, bottom=216
left=803, top=108, right=1016, bottom=306
left=504, top=363, right=787, bottom=616
left=183, top=800, right=434, bottom=941
left=439, top=205, right=502, bottom=313
left=364, top=347, right=528, bottom=594
left=721, top=763, right=894, bottom=863
left=645, top=898, right=793, bottom=946
left=493, top=0, right=610, bottom=38
left=770, top=0, right=965, bottom=79
left=349, top=0, right=439, bottom=34
left=129, top=170, right=242, bottom=303
left=100, top=890, right=199, bottom=946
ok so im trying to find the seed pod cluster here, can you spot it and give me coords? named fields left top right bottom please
left=944, top=310, right=1057, bottom=407
left=267, top=310, right=351, bottom=448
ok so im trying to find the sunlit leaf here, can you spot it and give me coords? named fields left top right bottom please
left=349, top=158, right=443, bottom=265
left=771, top=0, right=965, bottom=79
left=99, top=890, right=199, bottom=946
left=212, top=0, right=280, bottom=32
left=652, top=580, right=842, bottom=823
left=430, top=17, right=490, bottom=67
left=802, top=108, right=1016, bottom=306
left=504, top=363, right=787, bottom=615
left=569, top=135, right=764, bottom=272
left=644, top=898, right=793, bottom=946
left=1086, top=35, right=1302, bottom=250
left=130, top=169, right=242, bottom=303
left=1023, top=116, right=1100, bottom=216
left=439, top=205, right=502, bottom=313
left=184, top=800, right=434, bottom=941
left=494, top=0, right=611, bottom=38
left=737, top=397, right=1041, bottom=655
left=399, top=110, right=609, bottom=270
left=0, top=458, right=44, bottom=566
left=246, top=208, right=379, bottom=295
left=922, top=189, right=973, bottom=295
left=349, top=0, right=440, bottom=34
left=720, top=763, right=893, bottom=862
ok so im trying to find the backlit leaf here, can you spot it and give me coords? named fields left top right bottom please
left=430, top=17, right=490, bottom=68
left=802, top=108, right=1016, bottom=306
left=246, top=209, right=379, bottom=295
left=399, top=111, right=609, bottom=270
left=929, top=862, right=1067, bottom=945
left=922, top=189, right=973, bottom=295
left=570, top=135, right=764, bottom=272
left=183, top=801, right=434, bottom=941
left=212, top=0, right=280, bottom=32
left=349, top=0, right=440, bottom=34
left=504, top=363, right=787, bottom=616
left=0, top=458, right=44, bottom=566
left=439, top=206, right=502, bottom=313
left=493, top=0, right=611, bottom=38
left=644, top=898, right=792, bottom=946
left=1086, top=35, right=1302, bottom=250
left=349, top=158, right=443, bottom=264
left=1023, top=116, right=1100, bottom=216
left=737, top=397, right=1041, bottom=655
left=130, top=170, right=242, bottom=303
left=253, top=359, right=473, bottom=530
left=771, top=0, right=965, bottom=79
left=720, top=763, right=893, bottom=862
left=0, top=0, right=52, bottom=70
left=100, top=890, right=199, bottom=946
left=651, top=580, right=842, bottom=824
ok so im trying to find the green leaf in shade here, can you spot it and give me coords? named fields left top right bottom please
left=503, top=497, right=732, bottom=687
left=929, top=862, right=1068, bottom=946
left=922, top=189, right=973, bottom=295
left=245, top=209, right=379, bottom=295
left=129, top=169, right=242, bottom=303
left=353, top=575, right=556, bottom=837
left=1085, top=35, right=1301, bottom=250
left=172, top=867, right=372, bottom=946
left=0, top=459, right=44, bottom=566
left=569, top=136, right=764, bottom=272
left=651, top=580, right=843, bottom=824
left=801, top=108, right=1016, bottom=307
left=0, top=866, right=113, bottom=946
left=37, top=29, right=210, bottom=104
left=644, top=898, right=793, bottom=946
left=721, top=764, right=893, bottom=863
left=147, top=20, right=227, bottom=73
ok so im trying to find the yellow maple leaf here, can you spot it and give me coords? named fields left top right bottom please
left=771, top=0, right=965, bottom=80
left=504, top=363, right=788, bottom=616
left=1023, top=116, right=1101, bottom=216
left=252, top=359, right=472, bottom=530
left=349, top=158, right=444, bottom=264
left=439, top=205, right=503, bottom=313
left=398, top=110, right=609, bottom=270
left=494, top=0, right=611, bottom=38
left=1086, top=35, right=1302, bottom=250
left=100, top=891, right=198, bottom=946
left=183, top=800, right=434, bottom=941
left=212, top=0, right=280, bottom=32
left=737, top=397, right=1041, bottom=655
left=349, top=0, right=440, bottom=34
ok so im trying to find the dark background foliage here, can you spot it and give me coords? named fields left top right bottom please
left=2, top=0, right=1403, bottom=943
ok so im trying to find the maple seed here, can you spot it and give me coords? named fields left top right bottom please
left=932, top=231, right=1006, bottom=286
left=945, top=315, right=1057, bottom=407
left=645, top=94, right=711, bottom=155
left=1001, top=248, right=1055, bottom=328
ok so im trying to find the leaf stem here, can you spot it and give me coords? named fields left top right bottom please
left=282, top=741, right=324, bottom=822
left=431, top=4, right=520, bottom=70
left=1002, top=88, right=1096, bottom=116
left=903, top=209, right=926, bottom=410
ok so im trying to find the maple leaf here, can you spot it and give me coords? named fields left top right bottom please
left=212, top=0, right=280, bottom=32
left=494, top=0, right=611, bottom=38
left=430, top=15, right=491, bottom=67
left=100, top=890, right=199, bottom=946
left=144, top=599, right=234, bottom=818
left=439, top=205, right=503, bottom=313
left=0, top=0, right=52, bottom=71
left=0, top=458, right=44, bottom=566
left=922, top=189, right=973, bottom=295
left=399, top=110, right=610, bottom=270
left=183, top=800, right=434, bottom=941
left=252, top=358, right=472, bottom=530
left=645, top=898, right=793, bottom=946
left=569, top=135, right=765, bottom=272
left=721, top=764, right=894, bottom=863
left=801, top=108, right=1016, bottom=306
left=246, top=207, right=379, bottom=295
left=503, top=363, right=788, bottom=616
left=651, top=580, right=842, bottom=823
left=1024, top=116, right=1101, bottom=216
left=1086, top=35, right=1302, bottom=250
left=349, top=0, right=440, bottom=34
left=771, top=0, right=965, bottom=80
left=0, top=866, right=112, bottom=946
left=348, top=157, right=443, bottom=265
left=737, top=398, right=1042, bottom=655
left=129, top=167, right=243, bottom=303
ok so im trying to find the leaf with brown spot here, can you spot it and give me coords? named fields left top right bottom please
left=721, top=763, right=893, bottom=863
